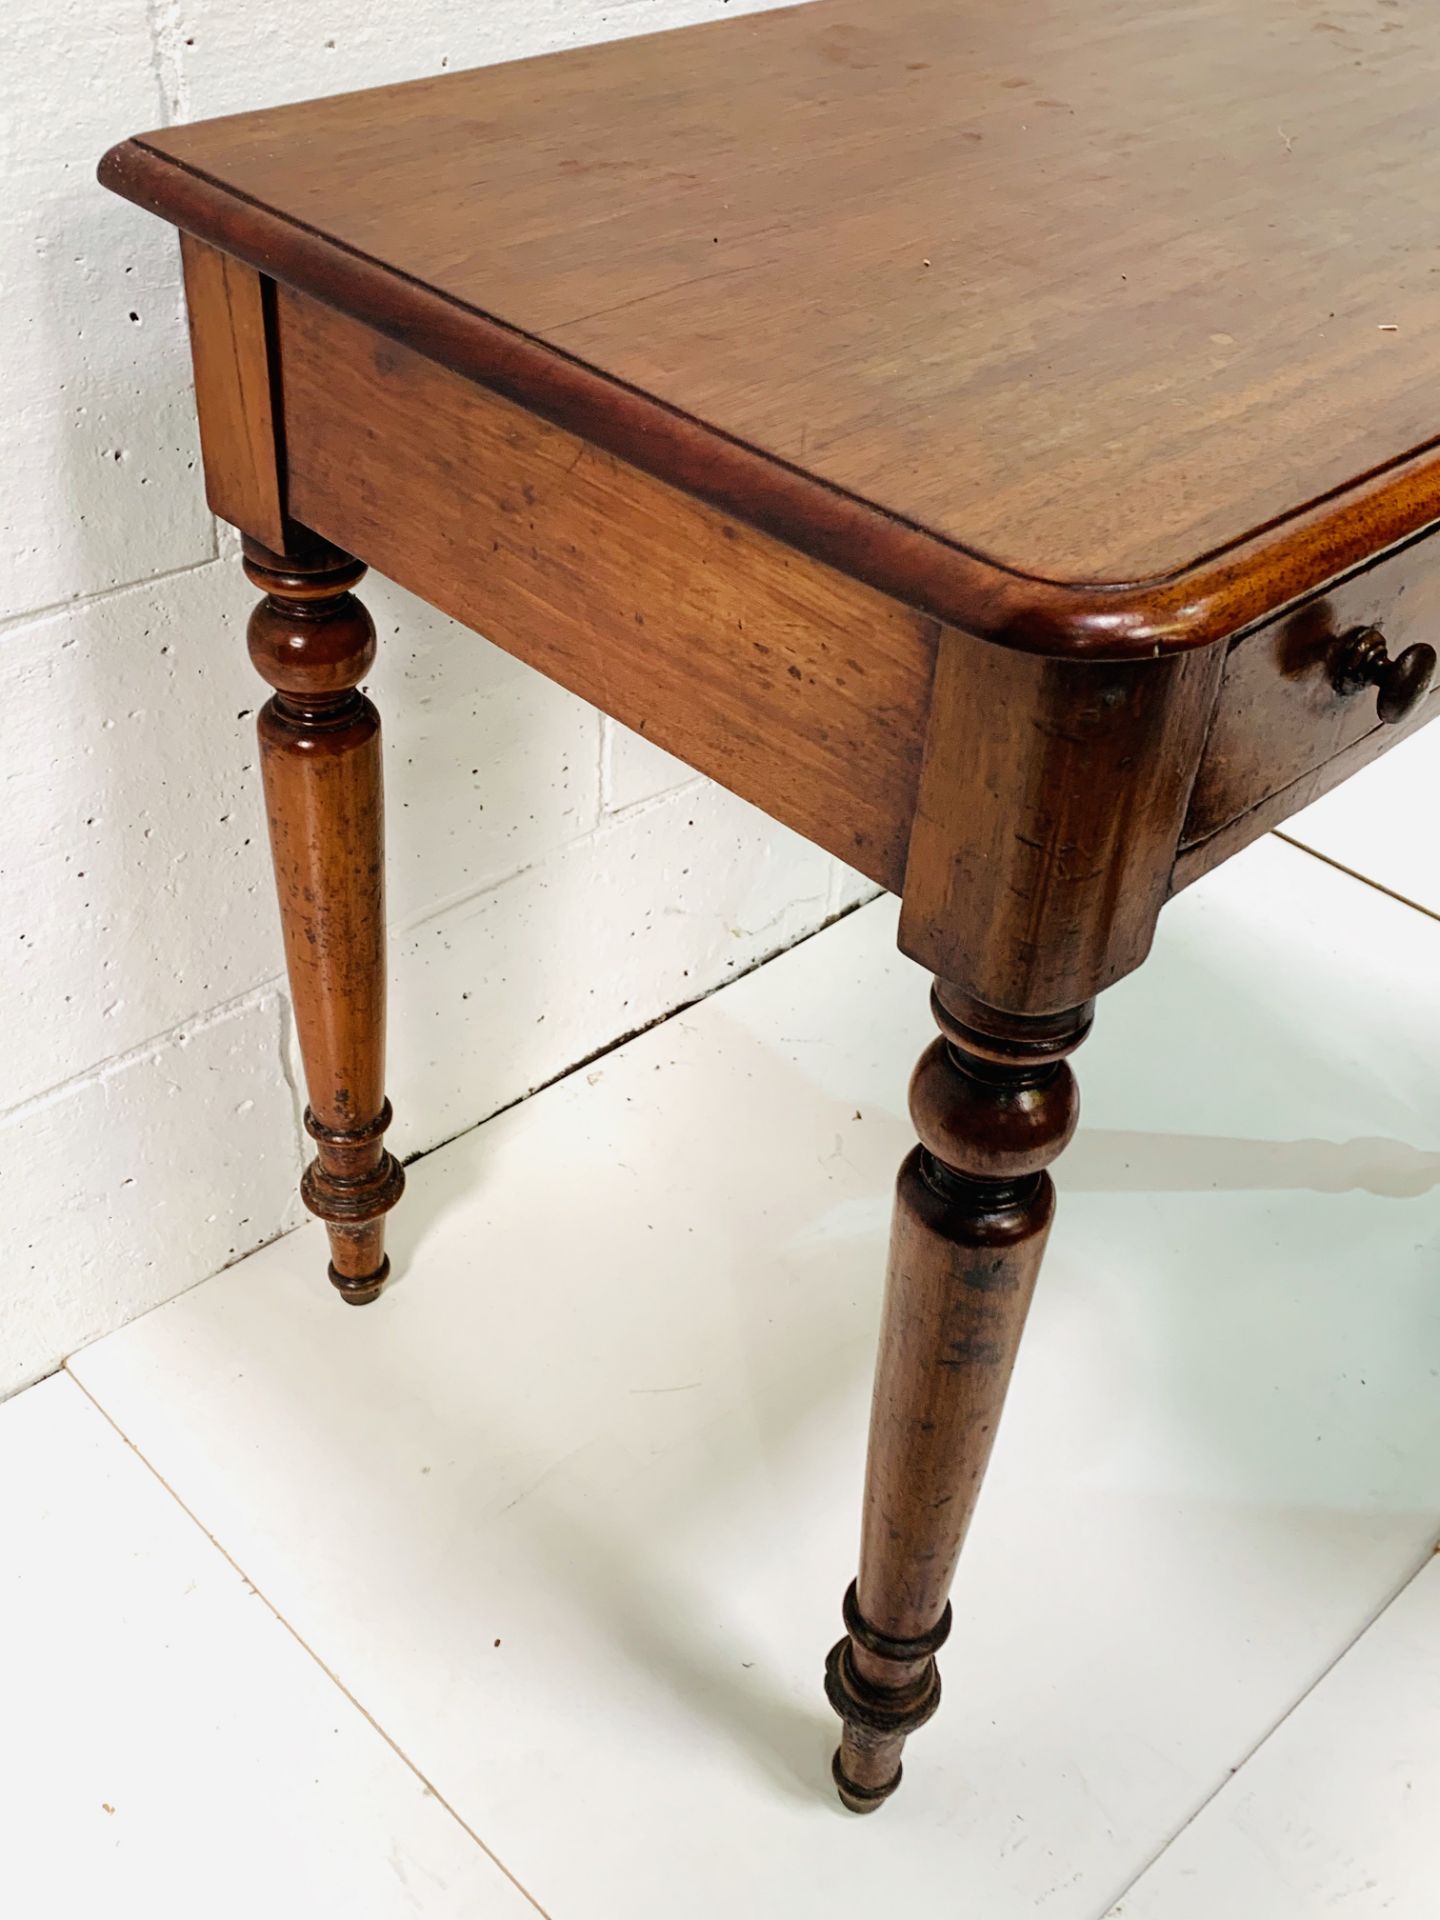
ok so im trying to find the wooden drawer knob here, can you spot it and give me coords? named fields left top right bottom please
left=1331, top=625, right=1437, bottom=724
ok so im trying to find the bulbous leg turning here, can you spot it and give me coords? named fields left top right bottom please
left=245, top=534, right=403, bottom=1302
left=827, top=983, right=1090, bottom=1809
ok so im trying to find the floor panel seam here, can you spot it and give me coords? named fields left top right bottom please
left=1272, top=830, right=1440, bottom=925
left=1091, top=1525, right=1440, bottom=1917
left=63, top=1366, right=555, bottom=1920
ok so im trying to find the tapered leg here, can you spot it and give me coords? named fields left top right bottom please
left=825, top=980, right=1091, bottom=1809
left=244, top=534, right=404, bottom=1303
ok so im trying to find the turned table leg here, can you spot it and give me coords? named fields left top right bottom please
left=244, top=534, right=404, bottom=1303
left=826, top=980, right=1090, bottom=1809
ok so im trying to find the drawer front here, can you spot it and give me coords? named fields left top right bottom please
left=1183, top=533, right=1440, bottom=849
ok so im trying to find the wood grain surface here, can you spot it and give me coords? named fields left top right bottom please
left=244, top=538, right=405, bottom=1303
left=899, top=631, right=1223, bottom=1010
left=179, top=235, right=287, bottom=550
left=278, top=288, right=937, bottom=888
left=827, top=989, right=1090, bottom=1810
left=99, top=0, right=1440, bottom=655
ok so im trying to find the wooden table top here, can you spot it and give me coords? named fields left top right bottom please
left=102, top=0, right=1440, bottom=656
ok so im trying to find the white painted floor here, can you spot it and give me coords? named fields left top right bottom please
left=10, top=816, right=1440, bottom=1917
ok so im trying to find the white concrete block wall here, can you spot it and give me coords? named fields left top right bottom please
left=4, top=0, right=215, bottom=619
left=1, top=0, right=870, bottom=1401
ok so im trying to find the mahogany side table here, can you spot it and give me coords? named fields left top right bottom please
left=100, top=0, right=1440, bottom=1812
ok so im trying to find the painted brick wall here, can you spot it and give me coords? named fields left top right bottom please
left=0, top=0, right=866, bottom=1399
